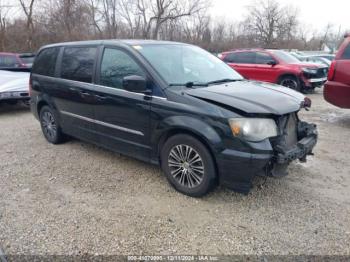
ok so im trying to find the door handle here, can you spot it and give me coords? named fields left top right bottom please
left=80, top=91, right=92, bottom=97
left=95, top=94, right=107, bottom=100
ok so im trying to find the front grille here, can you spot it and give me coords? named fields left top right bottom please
left=270, top=113, right=299, bottom=152
left=316, top=67, right=328, bottom=78
left=284, top=114, right=298, bottom=149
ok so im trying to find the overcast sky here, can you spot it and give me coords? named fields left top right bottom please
left=210, top=0, right=350, bottom=32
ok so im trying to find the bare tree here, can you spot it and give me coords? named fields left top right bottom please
left=245, top=0, right=284, bottom=47
left=18, top=0, right=36, bottom=50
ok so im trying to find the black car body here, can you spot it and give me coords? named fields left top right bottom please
left=30, top=40, right=318, bottom=197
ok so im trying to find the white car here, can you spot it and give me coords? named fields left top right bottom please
left=0, top=70, right=30, bottom=104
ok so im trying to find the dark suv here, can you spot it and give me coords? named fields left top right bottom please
left=30, top=40, right=318, bottom=197
left=219, top=49, right=328, bottom=93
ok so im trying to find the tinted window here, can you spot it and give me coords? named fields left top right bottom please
left=0, top=55, right=17, bottom=68
left=61, top=47, right=96, bottom=83
left=100, top=48, right=145, bottom=89
left=32, top=48, right=59, bottom=76
left=233, top=52, right=256, bottom=64
left=341, top=44, right=350, bottom=59
left=256, top=52, right=275, bottom=64
left=223, top=53, right=237, bottom=63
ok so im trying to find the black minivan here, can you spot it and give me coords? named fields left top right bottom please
left=30, top=40, right=318, bottom=197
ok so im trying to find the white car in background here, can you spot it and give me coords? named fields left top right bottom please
left=0, top=70, right=30, bottom=105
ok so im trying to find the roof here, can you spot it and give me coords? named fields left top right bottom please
left=41, top=39, right=187, bottom=50
left=222, top=48, right=265, bottom=54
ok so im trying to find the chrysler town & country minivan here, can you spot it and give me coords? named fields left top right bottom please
left=30, top=40, right=318, bottom=197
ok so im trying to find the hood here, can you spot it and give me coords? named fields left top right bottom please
left=0, top=71, right=30, bottom=93
left=184, top=80, right=305, bottom=115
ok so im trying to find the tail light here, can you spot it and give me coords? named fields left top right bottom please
left=328, top=61, right=336, bottom=81
left=29, top=75, right=32, bottom=97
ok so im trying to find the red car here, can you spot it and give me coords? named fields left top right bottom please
left=324, top=34, right=350, bottom=108
left=219, top=49, right=328, bottom=93
left=0, top=52, right=35, bottom=69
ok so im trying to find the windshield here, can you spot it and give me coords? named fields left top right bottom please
left=269, top=50, right=301, bottom=63
left=135, top=44, right=243, bottom=86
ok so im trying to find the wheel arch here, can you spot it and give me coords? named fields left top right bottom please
left=277, top=73, right=300, bottom=84
left=157, top=127, right=220, bottom=181
left=154, top=116, right=224, bottom=178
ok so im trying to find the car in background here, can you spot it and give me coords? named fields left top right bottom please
left=313, top=54, right=335, bottom=62
left=18, top=53, right=36, bottom=68
left=219, top=49, right=328, bottom=93
left=324, top=34, right=350, bottom=108
left=300, top=56, right=331, bottom=67
left=0, top=52, right=35, bottom=71
left=0, top=70, right=30, bottom=105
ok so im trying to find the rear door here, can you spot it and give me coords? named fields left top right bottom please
left=224, top=52, right=256, bottom=79
left=53, top=46, right=100, bottom=142
left=90, top=46, right=152, bottom=162
left=254, top=51, right=279, bottom=83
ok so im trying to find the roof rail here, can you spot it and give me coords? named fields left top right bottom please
left=229, top=47, right=265, bottom=51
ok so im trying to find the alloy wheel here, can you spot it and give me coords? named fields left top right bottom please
left=168, top=144, right=204, bottom=189
left=41, top=111, right=57, bottom=140
left=280, top=79, right=298, bottom=90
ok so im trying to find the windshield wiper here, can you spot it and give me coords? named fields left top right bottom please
left=168, top=82, right=208, bottom=88
left=206, top=79, right=240, bottom=85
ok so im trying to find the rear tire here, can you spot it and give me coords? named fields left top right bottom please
left=160, top=134, right=216, bottom=197
left=39, top=106, right=65, bottom=144
left=279, top=76, right=301, bottom=92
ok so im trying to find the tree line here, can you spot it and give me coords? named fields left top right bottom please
left=0, top=0, right=347, bottom=53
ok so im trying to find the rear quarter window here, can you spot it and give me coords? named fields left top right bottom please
left=231, top=52, right=256, bottom=64
left=61, top=47, right=97, bottom=83
left=32, top=47, right=60, bottom=76
left=341, top=44, right=350, bottom=59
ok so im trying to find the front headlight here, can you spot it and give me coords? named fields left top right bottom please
left=302, top=68, right=318, bottom=75
left=228, top=118, right=278, bottom=142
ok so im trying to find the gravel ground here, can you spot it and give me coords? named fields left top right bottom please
left=0, top=89, right=349, bottom=256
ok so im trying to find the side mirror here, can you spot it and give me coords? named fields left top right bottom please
left=122, top=75, right=147, bottom=93
left=266, top=60, right=277, bottom=66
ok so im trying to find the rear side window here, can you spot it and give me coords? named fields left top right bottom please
left=0, top=55, right=17, bottom=67
left=341, top=44, right=350, bottom=59
left=256, top=52, right=274, bottom=64
left=61, top=47, right=97, bottom=83
left=32, top=48, right=59, bottom=76
left=227, top=52, right=256, bottom=64
left=99, top=48, right=145, bottom=89
left=223, top=53, right=237, bottom=63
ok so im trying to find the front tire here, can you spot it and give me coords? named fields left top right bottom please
left=161, top=134, right=216, bottom=197
left=279, top=76, right=301, bottom=92
left=39, top=106, right=64, bottom=144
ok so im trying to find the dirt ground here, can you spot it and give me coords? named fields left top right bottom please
left=0, top=88, right=349, bottom=256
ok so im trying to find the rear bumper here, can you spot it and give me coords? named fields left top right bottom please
left=0, top=91, right=30, bottom=101
left=324, top=81, right=350, bottom=108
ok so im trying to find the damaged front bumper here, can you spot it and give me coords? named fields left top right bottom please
left=275, top=121, right=318, bottom=164
left=217, top=115, right=318, bottom=194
